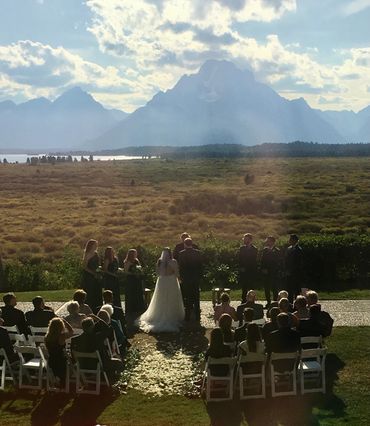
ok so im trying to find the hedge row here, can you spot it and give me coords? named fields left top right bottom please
left=1, top=235, right=370, bottom=293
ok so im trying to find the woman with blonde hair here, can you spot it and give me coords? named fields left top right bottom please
left=123, top=248, right=145, bottom=318
left=45, top=317, right=73, bottom=387
left=82, top=239, right=102, bottom=313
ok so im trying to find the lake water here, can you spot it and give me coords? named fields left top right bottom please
left=0, top=154, right=145, bottom=163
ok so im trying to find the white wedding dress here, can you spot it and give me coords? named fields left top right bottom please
left=139, top=259, right=185, bottom=333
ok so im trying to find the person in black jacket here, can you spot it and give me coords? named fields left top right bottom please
left=234, top=308, right=254, bottom=345
left=266, top=313, right=301, bottom=354
left=284, top=234, right=304, bottom=303
left=1, top=293, right=28, bottom=336
left=238, top=233, right=258, bottom=302
left=25, top=296, right=55, bottom=328
left=205, top=328, right=232, bottom=376
left=173, top=232, right=199, bottom=261
left=0, top=309, right=18, bottom=363
left=260, top=236, right=281, bottom=307
left=71, top=317, right=124, bottom=384
left=178, top=238, right=203, bottom=322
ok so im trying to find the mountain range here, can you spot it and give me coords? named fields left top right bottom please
left=0, top=87, right=128, bottom=151
left=1, top=60, right=370, bottom=151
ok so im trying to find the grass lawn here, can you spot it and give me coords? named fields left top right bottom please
left=8, top=288, right=370, bottom=303
left=0, top=327, right=369, bottom=425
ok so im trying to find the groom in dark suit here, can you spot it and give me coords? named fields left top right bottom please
left=178, top=238, right=203, bottom=322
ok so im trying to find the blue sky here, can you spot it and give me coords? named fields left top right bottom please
left=0, top=0, right=369, bottom=112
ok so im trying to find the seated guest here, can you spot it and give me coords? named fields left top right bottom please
left=97, top=306, right=128, bottom=356
left=214, top=293, right=237, bottom=323
left=45, top=317, right=74, bottom=388
left=235, top=308, right=254, bottom=345
left=299, top=304, right=328, bottom=338
left=266, top=313, right=301, bottom=372
left=236, top=290, right=264, bottom=325
left=63, top=301, right=86, bottom=329
left=71, top=317, right=124, bottom=384
left=262, top=306, right=280, bottom=343
left=25, top=296, right=55, bottom=328
left=268, top=290, right=294, bottom=315
left=218, top=313, right=235, bottom=344
left=239, top=323, right=265, bottom=355
left=100, top=290, right=126, bottom=334
left=306, top=290, right=334, bottom=337
left=279, top=298, right=299, bottom=328
left=266, top=313, right=301, bottom=354
left=1, top=293, right=28, bottom=335
left=205, top=328, right=232, bottom=376
left=293, top=295, right=309, bottom=320
left=73, top=289, right=93, bottom=316
left=0, top=309, right=18, bottom=363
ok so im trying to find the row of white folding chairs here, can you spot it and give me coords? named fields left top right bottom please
left=0, top=344, right=110, bottom=395
left=202, top=337, right=327, bottom=401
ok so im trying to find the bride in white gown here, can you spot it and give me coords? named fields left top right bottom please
left=139, top=248, right=185, bottom=333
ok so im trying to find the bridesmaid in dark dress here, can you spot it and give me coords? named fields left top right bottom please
left=123, top=249, right=146, bottom=318
left=82, top=239, right=102, bottom=313
left=103, top=247, right=121, bottom=307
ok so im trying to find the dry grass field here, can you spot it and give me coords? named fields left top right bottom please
left=1, top=157, right=370, bottom=260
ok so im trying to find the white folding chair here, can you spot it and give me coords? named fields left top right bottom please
left=28, top=335, right=45, bottom=347
left=16, top=345, right=47, bottom=390
left=299, top=347, right=327, bottom=394
left=301, top=336, right=323, bottom=349
left=236, top=352, right=266, bottom=399
left=253, top=318, right=266, bottom=326
left=201, top=357, right=236, bottom=401
left=29, top=326, right=48, bottom=335
left=73, top=350, right=110, bottom=395
left=0, top=348, right=17, bottom=390
left=3, top=326, right=27, bottom=346
left=270, top=352, right=299, bottom=397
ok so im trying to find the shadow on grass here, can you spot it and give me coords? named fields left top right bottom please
left=206, top=353, right=346, bottom=426
left=0, top=388, right=117, bottom=426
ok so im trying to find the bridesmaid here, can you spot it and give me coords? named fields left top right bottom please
left=82, top=239, right=102, bottom=313
left=103, top=247, right=121, bottom=307
left=123, top=249, right=146, bottom=319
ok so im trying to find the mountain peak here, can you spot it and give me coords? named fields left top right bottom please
left=198, top=59, right=254, bottom=80
left=53, top=86, right=99, bottom=109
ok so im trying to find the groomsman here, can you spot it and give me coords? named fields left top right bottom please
left=260, top=236, right=281, bottom=307
left=284, top=234, right=304, bottom=303
left=178, top=238, right=203, bottom=322
left=238, top=233, right=258, bottom=303
left=173, top=232, right=199, bottom=261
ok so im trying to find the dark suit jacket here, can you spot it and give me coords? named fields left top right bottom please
left=238, top=245, right=258, bottom=274
left=260, top=247, right=281, bottom=275
left=25, top=308, right=55, bottom=328
left=236, top=302, right=264, bottom=326
left=285, top=244, right=304, bottom=278
left=262, top=320, right=279, bottom=343
left=173, top=242, right=199, bottom=261
left=0, top=326, right=18, bottom=363
left=266, top=327, right=301, bottom=354
left=178, top=248, right=203, bottom=284
left=0, top=305, right=28, bottom=335
left=234, top=322, right=252, bottom=345
left=298, top=318, right=326, bottom=338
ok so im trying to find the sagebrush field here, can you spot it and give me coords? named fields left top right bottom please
left=1, top=157, right=370, bottom=260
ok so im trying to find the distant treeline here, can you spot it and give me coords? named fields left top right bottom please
left=89, top=142, right=370, bottom=159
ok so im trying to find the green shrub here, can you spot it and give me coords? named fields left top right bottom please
left=1, top=235, right=370, bottom=293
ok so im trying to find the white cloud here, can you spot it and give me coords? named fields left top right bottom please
left=342, top=0, right=370, bottom=16
left=0, top=40, right=149, bottom=110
